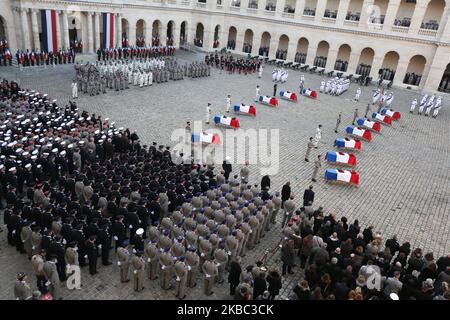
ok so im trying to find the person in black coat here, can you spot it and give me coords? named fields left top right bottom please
left=85, top=236, right=98, bottom=275
left=281, top=181, right=291, bottom=208
left=253, top=272, right=267, bottom=299
left=266, top=268, right=282, bottom=300
left=303, top=185, right=315, bottom=207
left=48, top=236, right=67, bottom=281
left=97, top=224, right=112, bottom=265
left=222, top=158, right=232, bottom=181
left=228, top=256, right=242, bottom=295
left=261, top=175, right=270, bottom=192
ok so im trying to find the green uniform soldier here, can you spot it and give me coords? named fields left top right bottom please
left=312, top=154, right=322, bottom=182
left=144, top=242, right=159, bottom=280
left=186, top=248, right=199, bottom=288
left=202, top=258, right=218, bottom=296
left=174, top=260, right=188, bottom=300
left=160, top=249, right=174, bottom=290
left=117, top=242, right=130, bottom=283
left=131, top=251, right=145, bottom=292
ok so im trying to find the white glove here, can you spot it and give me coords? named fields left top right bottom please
left=66, top=264, right=71, bottom=269
left=227, top=251, right=231, bottom=255
left=45, top=281, right=51, bottom=286
left=173, top=257, right=177, bottom=261
left=12, top=230, right=16, bottom=235
left=132, top=249, right=136, bottom=254
left=133, top=270, right=137, bottom=274
left=114, top=236, right=118, bottom=241
left=62, top=239, right=67, bottom=245
left=187, top=266, right=192, bottom=271
left=129, top=225, right=133, bottom=229
left=147, top=258, right=151, bottom=263
left=22, top=240, right=25, bottom=243
left=117, top=261, right=121, bottom=266
left=98, top=244, right=102, bottom=249
left=176, top=276, right=180, bottom=282
left=217, top=263, right=221, bottom=267
left=161, top=265, right=166, bottom=270
left=84, top=255, right=88, bottom=259
left=206, top=274, right=211, bottom=278
left=201, top=253, right=205, bottom=257
left=32, top=246, right=35, bottom=250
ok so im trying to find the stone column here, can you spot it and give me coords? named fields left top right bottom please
left=409, top=0, right=428, bottom=34
left=172, top=23, right=180, bottom=47
left=55, top=10, right=62, bottom=50
left=241, top=0, right=249, bottom=9
left=294, top=0, right=306, bottom=19
left=369, top=55, right=384, bottom=79
left=286, top=40, right=297, bottom=61
left=325, top=48, right=338, bottom=70
left=382, top=0, right=401, bottom=28
left=422, top=46, right=448, bottom=91
left=86, top=12, right=94, bottom=52
left=393, top=57, right=409, bottom=85
left=62, top=11, right=70, bottom=49
left=276, top=0, right=287, bottom=15
left=346, top=51, right=360, bottom=74
left=305, top=45, right=317, bottom=65
left=336, top=0, right=350, bottom=26
left=94, top=12, right=100, bottom=50
left=146, top=21, right=152, bottom=46
left=252, top=32, right=262, bottom=56
left=20, top=8, right=31, bottom=49
left=235, top=30, right=245, bottom=52
left=359, top=0, right=375, bottom=28
left=268, top=36, right=278, bottom=59
left=314, top=0, right=328, bottom=23
left=129, top=22, right=136, bottom=47
left=30, top=9, right=40, bottom=50
left=116, top=14, right=122, bottom=47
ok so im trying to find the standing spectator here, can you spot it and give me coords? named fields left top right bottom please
left=281, top=181, right=291, bottom=208
left=281, top=240, right=295, bottom=275
left=14, top=273, right=32, bottom=300
left=253, top=272, right=267, bottom=299
left=303, top=185, right=315, bottom=207
left=228, top=256, right=242, bottom=296
left=266, top=267, right=282, bottom=300
left=222, top=156, right=232, bottom=181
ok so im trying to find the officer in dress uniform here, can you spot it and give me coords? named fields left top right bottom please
left=131, top=250, right=145, bottom=292
left=202, top=257, right=218, bottom=296
left=213, top=248, right=228, bottom=284
left=312, top=154, right=322, bottom=182
left=335, top=113, right=342, bottom=133
left=174, top=259, right=188, bottom=299
left=160, top=248, right=174, bottom=290
left=186, top=246, right=200, bottom=288
left=117, top=241, right=130, bottom=283
left=145, top=241, right=160, bottom=280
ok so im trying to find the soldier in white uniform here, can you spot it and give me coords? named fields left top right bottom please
left=255, top=85, right=260, bottom=102
left=354, top=88, right=361, bottom=102
left=410, top=98, right=418, bottom=113
left=71, top=80, right=78, bottom=99
left=319, top=80, right=325, bottom=92
left=226, top=95, right=231, bottom=113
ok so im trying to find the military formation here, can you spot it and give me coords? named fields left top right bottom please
left=74, top=57, right=210, bottom=95
left=205, top=53, right=261, bottom=75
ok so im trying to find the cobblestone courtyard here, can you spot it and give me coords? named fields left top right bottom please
left=0, top=51, right=449, bottom=300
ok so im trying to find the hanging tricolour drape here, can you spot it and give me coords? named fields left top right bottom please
left=102, top=13, right=115, bottom=49
left=41, top=9, right=58, bottom=52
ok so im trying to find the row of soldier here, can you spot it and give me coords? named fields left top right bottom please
left=205, top=53, right=261, bottom=75
left=319, top=78, right=350, bottom=96
left=410, top=93, right=443, bottom=118
left=96, top=45, right=176, bottom=62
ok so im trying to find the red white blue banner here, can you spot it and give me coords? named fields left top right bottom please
left=258, top=95, right=278, bottom=107
left=334, top=138, right=362, bottom=150
left=41, top=10, right=58, bottom=52
left=346, top=126, right=372, bottom=141
left=192, top=132, right=220, bottom=144
left=234, top=104, right=256, bottom=115
left=326, top=151, right=357, bottom=166
left=371, top=113, right=392, bottom=125
left=214, top=116, right=240, bottom=128
left=279, top=91, right=298, bottom=102
left=381, top=108, right=401, bottom=120
left=325, top=169, right=359, bottom=185
left=102, top=13, right=115, bottom=49
left=356, top=118, right=381, bottom=132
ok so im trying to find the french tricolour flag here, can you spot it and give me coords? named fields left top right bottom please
left=41, top=10, right=58, bottom=52
left=356, top=118, right=381, bottom=132
left=102, top=13, right=115, bottom=49
left=371, top=112, right=392, bottom=125
left=302, top=88, right=318, bottom=99
left=326, top=151, right=357, bottom=166
left=192, top=132, right=220, bottom=144
left=234, top=104, right=256, bottom=116
left=258, top=95, right=278, bottom=107
left=335, top=138, right=362, bottom=150
left=214, top=115, right=240, bottom=128
left=325, top=168, right=359, bottom=185
left=346, top=126, right=372, bottom=141
left=279, top=91, right=298, bottom=102
left=381, top=108, right=401, bottom=120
